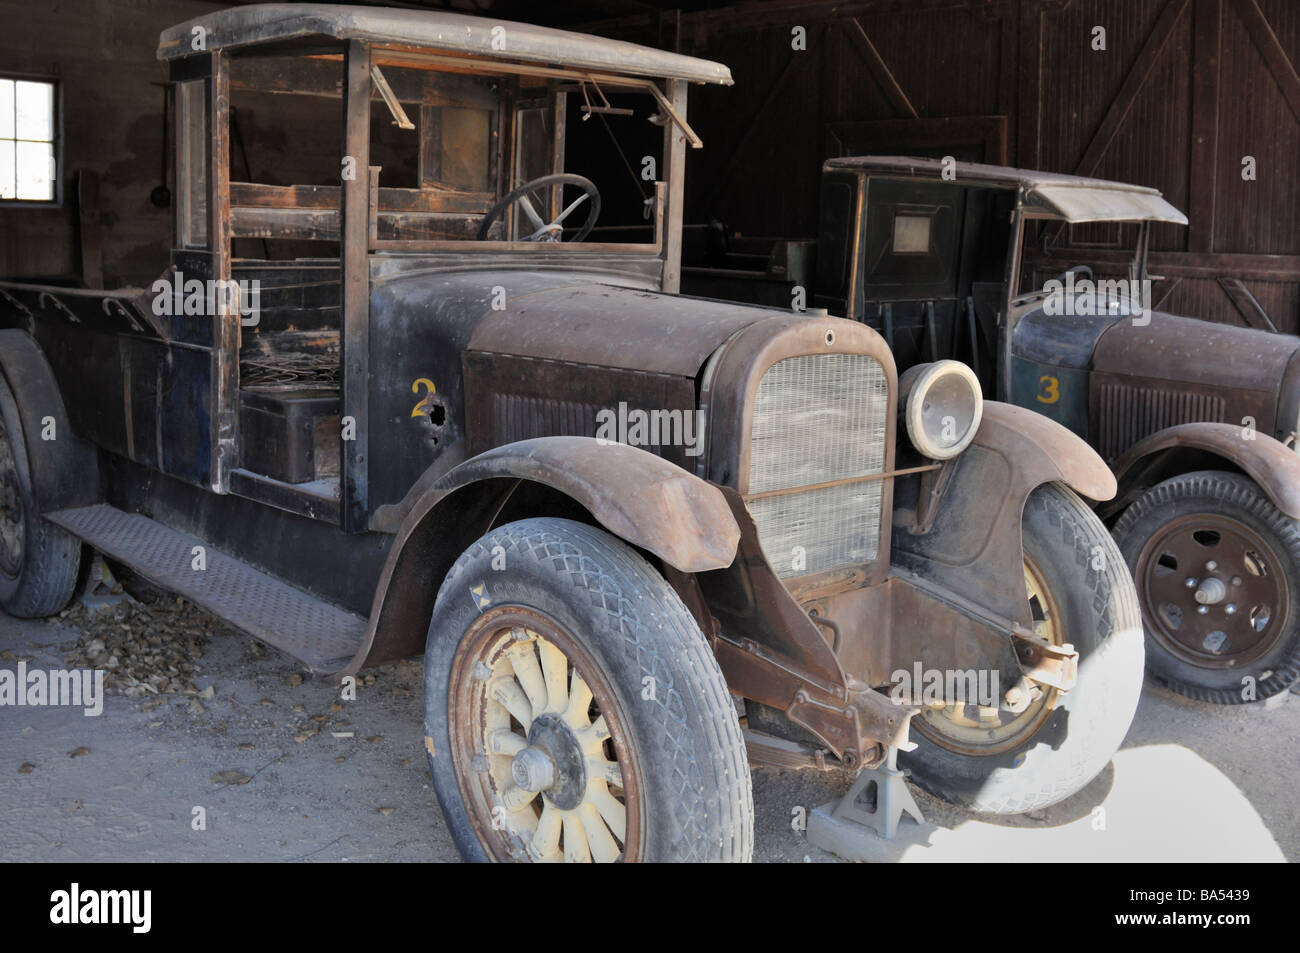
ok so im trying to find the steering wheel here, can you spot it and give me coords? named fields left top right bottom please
left=477, top=174, right=601, bottom=242
left=1054, top=264, right=1093, bottom=285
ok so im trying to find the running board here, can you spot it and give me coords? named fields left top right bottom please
left=45, top=504, right=365, bottom=674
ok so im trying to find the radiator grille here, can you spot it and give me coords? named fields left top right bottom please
left=1097, top=382, right=1226, bottom=460
left=747, top=353, right=889, bottom=578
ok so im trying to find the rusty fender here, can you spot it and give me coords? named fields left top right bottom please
left=1108, top=422, right=1300, bottom=520
left=890, top=401, right=1114, bottom=632
left=337, top=436, right=740, bottom=677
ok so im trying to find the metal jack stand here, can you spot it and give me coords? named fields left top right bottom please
left=832, top=745, right=924, bottom=838
left=79, top=553, right=134, bottom=613
left=807, top=745, right=928, bottom=861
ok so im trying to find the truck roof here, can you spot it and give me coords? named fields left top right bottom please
left=827, top=155, right=1188, bottom=225
left=157, top=3, right=733, bottom=86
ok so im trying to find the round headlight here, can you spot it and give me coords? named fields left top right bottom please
left=899, top=360, right=983, bottom=460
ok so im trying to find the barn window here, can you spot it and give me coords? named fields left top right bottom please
left=0, top=76, right=58, bottom=204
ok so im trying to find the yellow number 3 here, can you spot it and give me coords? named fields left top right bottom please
left=1036, top=375, right=1060, bottom=405
left=411, top=378, right=436, bottom=417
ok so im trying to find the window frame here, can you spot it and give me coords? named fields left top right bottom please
left=0, top=71, right=63, bottom=208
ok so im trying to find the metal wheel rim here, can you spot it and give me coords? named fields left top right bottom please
left=914, top=558, right=1062, bottom=756
left=1136, top=513, right=1289, bottom=669
left=0, top=419, right=24, bottom=578
left=448, top=606, right=641, bottom=862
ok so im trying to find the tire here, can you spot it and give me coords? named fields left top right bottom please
left=0, top=374, right=80, bottom=619
left=900, top=482, right=1145, bottom=814
left=1112, top=471, right=1300, bottom=704
left=423, top=516, right=753, bottom=862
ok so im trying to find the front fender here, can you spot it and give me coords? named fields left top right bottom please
left=338, top=437, right=740, bottom=677
left=978, top=402, right=1116, bottom=502
left=1110, top=422, right=1300, bottom=519
left=891, top=401, right=1113, bottom=628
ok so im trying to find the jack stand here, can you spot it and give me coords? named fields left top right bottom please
left=832, top=745, right=924, bottom=839
left=79, top=553, right=133, bottom=613
left=807, top=746, right=928, bottom=860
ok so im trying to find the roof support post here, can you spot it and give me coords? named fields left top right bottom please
left=341, top=40, right=372, bottom=532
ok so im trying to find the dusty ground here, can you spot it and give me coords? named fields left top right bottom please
left=1, top=589, right=1295, bottom=863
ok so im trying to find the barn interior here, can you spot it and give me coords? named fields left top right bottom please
left=0, top=0, right=1294, bottom=336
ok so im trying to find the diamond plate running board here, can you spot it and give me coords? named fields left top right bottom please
left=46, top=504, right=365, bottom=674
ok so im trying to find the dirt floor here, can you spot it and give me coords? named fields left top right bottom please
left=1, top=588, right=1295, bottom=863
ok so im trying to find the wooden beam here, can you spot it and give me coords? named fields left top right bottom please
left=662, top=79, right=688, bottom=293
left=1188, top=0, right=1222, bottom=253
left=846, top=18, right=918, bottom=119
left=1074, top=0, right=1190, bottom=177
left=1219, top=276, right=1279, bottom=331
left=1229, top=0, right=1300, bottom=125
left=209, top=49, right=237, bottom=494
left=341, top=40, right=371, bottom=533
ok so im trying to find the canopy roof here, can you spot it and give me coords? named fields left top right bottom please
left=159, top=3, right=733, bottom=85
left=827, top=155, right=1188, bottom=225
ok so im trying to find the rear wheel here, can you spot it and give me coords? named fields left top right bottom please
left=901, top=483, right=1145, bottom=814
left=1113, top=471, right=1300, bottom=703
left=0, top=375, right=80, bottom=619
left=424, top=517, right=753, bottom=862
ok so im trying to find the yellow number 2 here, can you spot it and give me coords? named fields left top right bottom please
left=1036, top=375, right=1060, bottom=405
left=410, top=378, right=436, bottom=417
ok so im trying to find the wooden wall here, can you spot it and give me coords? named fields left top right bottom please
left=592, top=0, right=1300, bottom=332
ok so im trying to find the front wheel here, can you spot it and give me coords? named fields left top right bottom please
left=1112, top=471, right=1300, bottom=703
left=424, top=517, right=753, bottom=862
left=900, top=483, right=1145, bottom=814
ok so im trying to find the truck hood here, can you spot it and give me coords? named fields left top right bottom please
left=1094, top=311, right=1300, bottom=392
left=465, top=279, right=769, bottom=378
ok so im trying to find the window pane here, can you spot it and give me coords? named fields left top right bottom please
left=180, top=80, right=208, bottom=246
left=892, top=213, right=932, bottom=254
left=0, top=80, right=13, bottom=139
left=0, top=140, right=14, bottom=199
left=15, top=140, right=53, bottom=200
left=15, top=80, right=52, bottom=141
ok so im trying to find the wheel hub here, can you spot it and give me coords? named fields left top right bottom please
left=1137, top=514, right=1288, bottom=668
left=516, top=714, right=587, bottom=809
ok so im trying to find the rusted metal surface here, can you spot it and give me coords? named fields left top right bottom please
left=466, top=283, right=761, bottom=378
left=1109, top=422, right=1300, bottom=520
left=157, top=3, right=734, bottom=87
left=1134, top=510, right=1291, bottom=670
left=892, top=402, right=1114, bottom=632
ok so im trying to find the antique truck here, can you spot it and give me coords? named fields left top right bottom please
left=0, top=6, right=1142, bottom=862
left=685, top=155, right=1300, bottom=705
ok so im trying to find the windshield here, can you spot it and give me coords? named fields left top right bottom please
left=221, top=49, right=675, bottom=261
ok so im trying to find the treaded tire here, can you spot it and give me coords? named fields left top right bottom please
left=1112, top=471, right=1300, bottom=704
left=0, top=374, right=80, bottom=619
left=900, top=483, right=1145, bottom=814
left=423, top=517, right=753, bottom=862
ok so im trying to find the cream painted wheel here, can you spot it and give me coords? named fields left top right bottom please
left=450, top=610, right=637, bottom=862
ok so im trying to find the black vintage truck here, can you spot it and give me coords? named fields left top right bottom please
left=0, top=6, right=1143, bottom=862
left=686, top=155, right=1300, bottom=706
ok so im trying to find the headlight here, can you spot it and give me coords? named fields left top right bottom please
left=899, top=360, right=983, bottom=460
